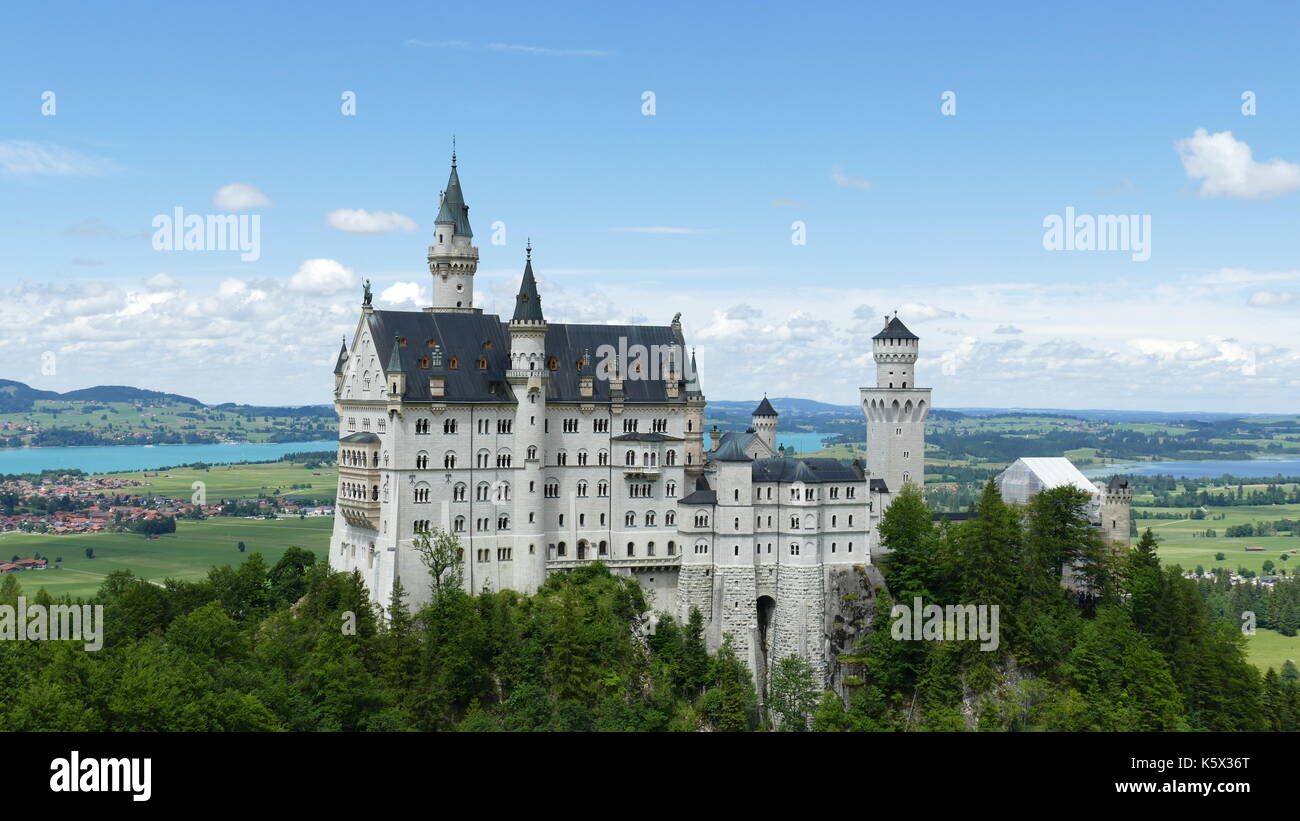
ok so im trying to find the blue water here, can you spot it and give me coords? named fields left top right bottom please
left=1083, top=459, right=1300, bottom=479
left=0, top=440, right=338, bottom=476
left=776, top=432, right=837, bottom=454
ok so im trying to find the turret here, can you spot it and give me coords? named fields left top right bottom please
left=428, top=146, right=480, bottom=312
left=873, top=315, right=919, bottom=388
left=1101, top=475, right=1132, bottom=548
left=752, top=395, right=778, bottom=454
left=333, top=337, right=348, bottom=396
left=506, top=242, right=549, bottom=594
left=385, top=336, right=406, bottom=398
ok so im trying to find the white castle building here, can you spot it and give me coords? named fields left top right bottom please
left=328, top=154, right=930, bottom=686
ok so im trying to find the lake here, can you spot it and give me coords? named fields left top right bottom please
left=0, top=440, right=338, bottom=476
left=776, top=432, right=838, bottom=454
left=1083, top=458, right=1300, bottom=480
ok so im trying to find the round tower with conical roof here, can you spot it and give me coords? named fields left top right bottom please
left=429, top=148, right=480, bottom=312
left=507, top=242, right=549, bottom=592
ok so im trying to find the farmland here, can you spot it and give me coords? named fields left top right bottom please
left=0, top=516, right=333, bottom=600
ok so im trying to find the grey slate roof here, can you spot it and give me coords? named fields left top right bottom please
left=334, top=340, right=348, bottom=375
left=873, top=316, right=918, bottom=340
left=435, top=161, right=473, bottom=237
left=511, top=255, right=544, bottom=322
left=611, top=432, right=684, bottom=442
left=750, top=457, right=864, bottom=483
left=1107, top=475, right=1128, bottom=490
left=339, top=432, right=381, bottom=444
left=712, top=438, right=753, bottom=462
left=753, top=396, right=778, bottom=417
left=365, top=309, right=688, bottom=405
left=870, top=478, right=889, bottom=493
left=679, top=476, right=717, bottom=505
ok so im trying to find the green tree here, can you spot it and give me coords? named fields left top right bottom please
left=767, top=654, right=818, bottom=731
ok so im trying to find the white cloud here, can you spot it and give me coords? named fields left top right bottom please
left=831, top=165, right=872, bottom=190
left=852, top=304, right=877, bottom=321
left=0, top=141, right=115, bottom=177
left=145, top=273, right=179, bottom=290
left=288, top=259, right=355, bottom=294
left=1176, top=128, right=1300, bottom=199
left=214, top=183, right=272, bottom=212
left=326, top=208, right=418, bottom=234
left=378, top=281, right=425, bottom=307
left=1248, top=290, right=1298, bottom=307
left=993, top=324, right=1022, bottom=334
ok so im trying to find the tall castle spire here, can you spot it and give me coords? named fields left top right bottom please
left=512, top=239, right=544, bottom=322
left=428, top=146, right=480, bottom=312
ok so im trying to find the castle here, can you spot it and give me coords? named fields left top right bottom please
left=327, top=154, right=928, bottom=689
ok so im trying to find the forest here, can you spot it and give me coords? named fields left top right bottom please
left=0, top=482, right=1295, bottom=731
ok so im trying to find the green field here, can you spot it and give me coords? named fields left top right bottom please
left=1245, top=628, right=1300, bottom=674
left=101, top=460, right=337, bottom=502
left=0, top=516, right=334, bottom=599
left=1136, top=503, right=1300, bottom=575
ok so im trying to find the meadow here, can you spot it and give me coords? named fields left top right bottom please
left=101, top=460, right=338, bottom=502
left=0, top=516, right=334, bottom=600
left=1135, top=503, right=1300, bottom=576
left=1245, top=628, right=1300, bottom=675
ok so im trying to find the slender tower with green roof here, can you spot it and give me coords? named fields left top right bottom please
left=428, top=146, right=480, bottom=312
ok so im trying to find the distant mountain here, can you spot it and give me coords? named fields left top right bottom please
left=60, top=384, right=204, bottom=406
left=0, top=379, right=332, bottom=415
left=946, top=407, right=1276, bottom=423
left=0, top=380, right=60, bottom=413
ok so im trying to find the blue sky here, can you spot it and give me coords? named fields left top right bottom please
left=3, top=1, right=1300, bottom=411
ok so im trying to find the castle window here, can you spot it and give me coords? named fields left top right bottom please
left=399, top=337, right=408, bottom=347
left=734, top=489, right=739, bottom=501
left=790, top=543, right=800, bottom=556
left=648, top=542, right=656, bottom=556
left=548, top=357, right=558, bottom=371
left=420, top=356, right=429, bottom=369
left=449, top=357, right=459, bottom=369
left=478, top=357, right=488, bottom=370
left=627, top=542, right=635, bottom=556
left=599, top=541, right=608, bottom=556
left=667, top=541, right=676, bottom=555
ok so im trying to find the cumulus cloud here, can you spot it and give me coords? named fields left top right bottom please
left=897, top=302, right=957, bottom=322
left=145, top=273, right=178, bottom=290
left=831, top=165, right=872, bottom=190
left=852, top=304, right=877, bottom=321
left=0, top=141, right=115, bottom=177
left=725, top=304, right=762, bottom=320
left=1176, top=128, right=1300, bottom=199
left=327, top=208, right=418, bottom=234
left=993, top=324, right=1022, bottom=334
left=288, top=259, right=355, bottom=294
left=378, top=281, right=425, bottom=307
left=214, top=183, right=272, bottom=211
